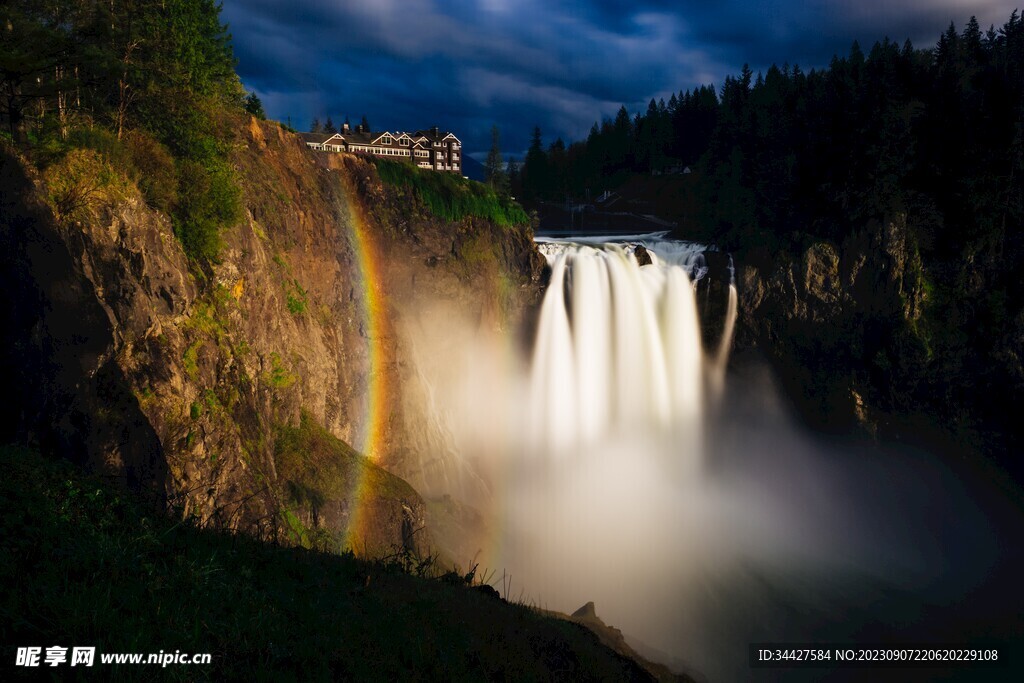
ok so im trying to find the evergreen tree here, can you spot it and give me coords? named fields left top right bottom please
left=506, top=156, right=521, bottom=195
left=244, top=92, right=265, bottom=119
left=0, top=1, right=72, bottom=140
left=523, top=126, right=549, bottom=199
left=310, top=117, right=322, bottom=134
left=484, top=125, right=508, bottom=195
left=547, top=138, right=568, bottom=197
left=324, top=116, right=336, bottom=134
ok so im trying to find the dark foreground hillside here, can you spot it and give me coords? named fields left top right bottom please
left=0, top=445, right=666, bottom=681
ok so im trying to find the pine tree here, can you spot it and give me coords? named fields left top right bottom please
left=523, top=126, right=549, bottom=199
left=310, top=117, right=322, bottom=134
left=740, top=63, right=754, bottom=90
left=0, top=1, right=71, bottom=141
left=324, top=116, right=336, bottom=134
left=506, top=156, right=521, bottom=190
left=484, top=125, right=508, bottom=195
left=548, top=137, right=568, bottom=196
left=243, top=92, right=265, bottom=119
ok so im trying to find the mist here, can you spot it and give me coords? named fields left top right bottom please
left=400, top=237, right=1018, bottom=681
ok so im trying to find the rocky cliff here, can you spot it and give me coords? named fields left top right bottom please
left=707, top=212, right=1022, bottom=470
left=0, top=117, right=543, bottom=555
left=730, top=216, right=929, bottom=434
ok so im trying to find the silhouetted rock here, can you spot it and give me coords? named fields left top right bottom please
left=474, top=584, right=502, bottom=601
left=572, top=601, right=597, bottom=619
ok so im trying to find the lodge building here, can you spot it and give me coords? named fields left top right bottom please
left=300, top=124, right=462, bottom=173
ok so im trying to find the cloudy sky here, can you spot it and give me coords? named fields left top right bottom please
left=224, top=1, right=1020, bottom=159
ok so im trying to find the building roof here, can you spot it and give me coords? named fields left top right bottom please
left=344, top=130, right=401, bottom=146
left=301, top=132, right=339, bottom=144
left=410, top=129, right=461, bottom=145
left=413, top=128, right=443, bottom=142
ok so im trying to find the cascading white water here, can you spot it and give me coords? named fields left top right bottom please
left=528, top=238, right=719, bottom=458
left=486, top=234, right=745, bottom=668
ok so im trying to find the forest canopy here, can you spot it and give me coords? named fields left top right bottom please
left=1, top=0, right=249, bottom=261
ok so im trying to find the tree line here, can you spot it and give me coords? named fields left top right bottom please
left=509, top=84, right=719, bottom=202
left=511, top=12, right=1023, bottom=255
left=1, top=0, right=253, bottom=261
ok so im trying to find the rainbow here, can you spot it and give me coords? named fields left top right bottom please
left=337, top=167, right=391, bottom=553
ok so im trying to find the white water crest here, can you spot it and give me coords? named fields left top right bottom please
left=527, top=239, right=718, bottom=457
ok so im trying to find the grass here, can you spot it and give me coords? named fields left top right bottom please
left=373, top=158, right=529, bottom=227
left=274, top=411, right=418, bottom=509
left=0, top=445, right=652, bottom=680
left=183, top=341, right=203, bottom=380
left=266, top=352, right=297, bottom=390
left=272, top=411, right=421, bottom=556
left=285, top=279, right=308, bottom=316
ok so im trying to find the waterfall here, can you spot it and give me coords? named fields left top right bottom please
left=405, top=231, right=1006, bottom=680
left=488, top=234, right=743, bottom=663
left=528, top=237, right=721, bottom=457
left=709, top=255, right=737, bottom=402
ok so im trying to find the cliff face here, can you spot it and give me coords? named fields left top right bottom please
left=719, top=213, right=1020, bottom=462
left=733, top=217, right=925, bottom=431
left=0, top=118, right=542, bottom=554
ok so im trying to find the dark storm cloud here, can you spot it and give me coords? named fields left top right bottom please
left=223, top=1, right=1020, bottom=158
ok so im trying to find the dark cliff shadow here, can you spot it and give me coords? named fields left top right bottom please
left=0, top=147, right=166, bottom=507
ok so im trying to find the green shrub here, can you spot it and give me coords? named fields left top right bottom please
left=136, top=94, right=242, bottom=263
left=64, top=126, right=178, bottom=213
left=67, top=126, right=132, bottom=169
left=173, top=157, right=242, bottom=262
left=45, top=119, right=236, bottom=264
left=285, top=279, right=308, bottom=315
left=125, top=130, right=178, bottom=212
left=373, top=159, right=529, bottom=226
left=266, top=352, right=297, bottom=390
left=43, top=148, right=131, bottom=223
